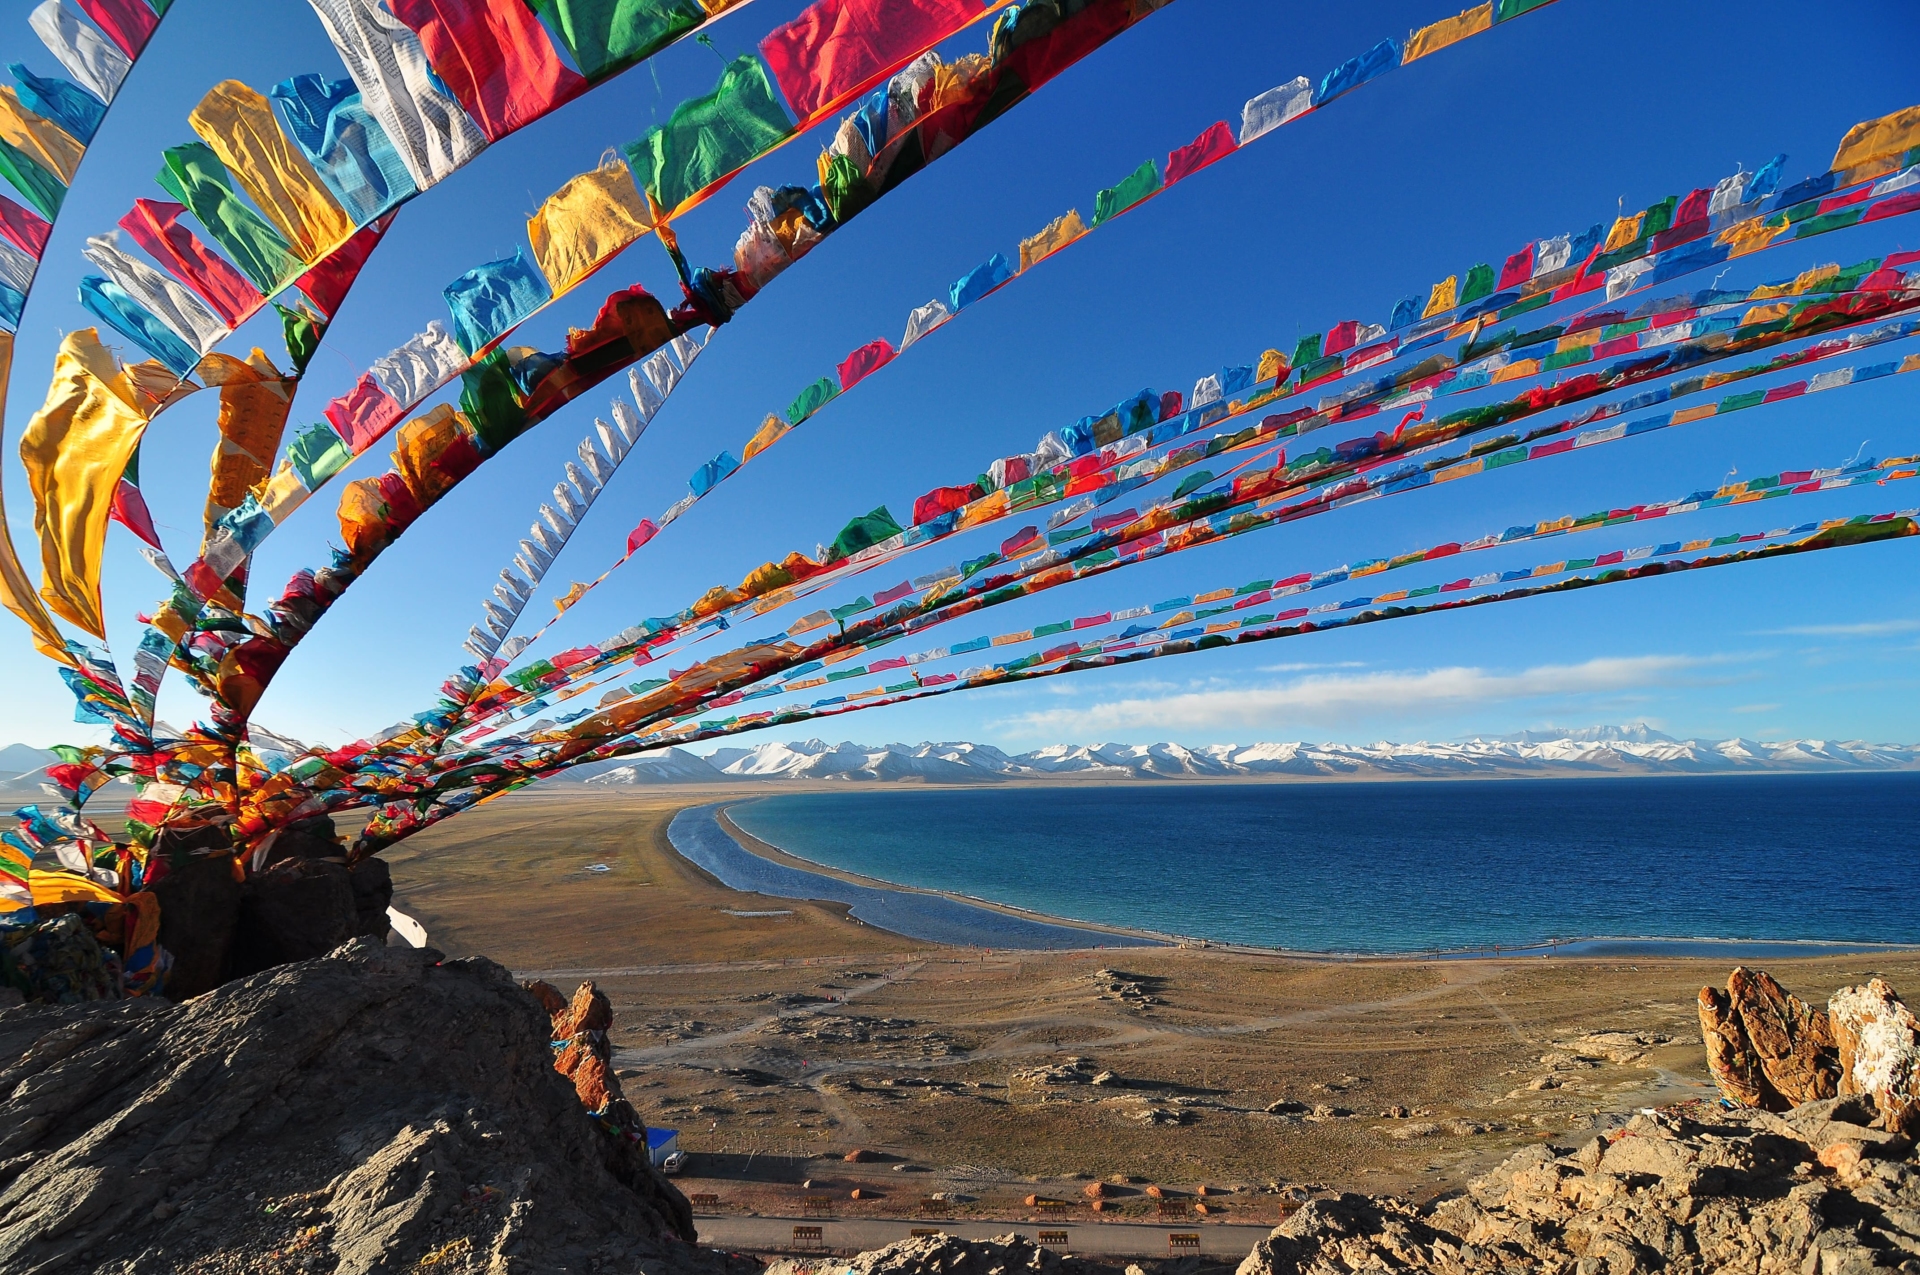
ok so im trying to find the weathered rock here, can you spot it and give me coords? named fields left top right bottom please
left=1700, top=966, right=1840, bottom=1109
left=1231, top=1096, right=1920, bottom=1275
left=0, top=938, right=731, bottom=1274
left=846, top=1147, right=880, bottom=1162
left=524, top=977, right=570, bottom=1019
left=347, top=854, right=395, bottom=938
left=229, top=856, right=361, bottom=979
left=147, top=852, right=241, bottom=999
left=1830, top=977, right=1920, bottom=1137
left=768, top=1231, right=1116, bottom=1275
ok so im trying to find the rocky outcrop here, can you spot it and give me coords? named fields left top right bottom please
left=1832, top=978, right=1920, bottom=1137
left=1235, top=1102, right=1919, bottom=1275
left=767, top=1232, right=1119, bottom=1275
left=0, top=938, right=744, bottom=1275
left=1699, top=966, right=1840, bottom=1109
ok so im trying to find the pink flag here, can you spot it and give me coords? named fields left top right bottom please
left=388, top=0, right=587, bottom=141
left=760, top=0, right=983, bottom=124
left=120, top=199, right=260, bottom=328
left=1163, top=121, right=1235, bottom=185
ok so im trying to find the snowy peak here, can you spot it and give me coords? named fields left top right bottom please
left=553, top=729, right=1920, bottom=785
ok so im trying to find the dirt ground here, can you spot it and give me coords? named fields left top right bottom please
left=385, top=784, right=1920, bottom=1226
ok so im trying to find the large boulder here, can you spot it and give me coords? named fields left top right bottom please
left=1234, top=1103, right=1919, bottom=1275
left=228, top=856, right=362, bottom=978
left=0, top=938, right=748, bottom=1274
left=1698, top=966, right=1839, bottom=1109
left=1830, top=977, right=1920, bottom=1137
left=768, top=1231, right=1116, bottom=1275
left=146, top=852, right=242, bottom=999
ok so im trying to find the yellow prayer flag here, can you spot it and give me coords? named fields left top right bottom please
left=555, top=581, right=590, bottom=615
left=30, top=869, right=122, bottom=906
left=20, top=329, right=150, bottom=638
left=1422, top=275, right=1457, bottom=319
left=1018, top=209, right=1087, bottom=272
left=742, top=413, right=790, bottom=461
left=1602, top=212, right=1644, bottom=253
left=1404, top=3, right=1491, bottom=62
left=0, top=87, right=83, bottom=184
left=1717, top=215, right=1784, bottom=258
left=198, top=349, right=293, bottom=535
left=1831, top=104, right=1920, bottom=173
left=1256, top=348, right=1287, bottom=382
left=0, top=330, right=76, bottom=665
left=189, top=80, right=355, bottom=262
left=527, top=156, right=655, bottom=293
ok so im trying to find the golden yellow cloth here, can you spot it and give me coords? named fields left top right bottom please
left=1832, top=104, right=1920, bottom=173
left=1018, top=209, right=1086, bottom=272
left=391, top=403, right=472, bottom=504
left=1602, top=212, right=1644, bottom=253
left=1422, top=274, right=1457, bottom=319
left=1751, top=263, right=1839, bottom=301
left=1256, top=348, right=1287, bottom=382
left=0, top=87, right=83, bottom=184
left=527, top=156, right=654, bottom=292
left=1717, top=214, right=1784, bottom=258
left=198, top=349, right=293, bottom=536
left=30, top=869, right=122, bottom=906
left=0, top=331, right=75, bottom=664
left=1404, top=3, right=1491, bottom=62
left=742, top=413, right=789, bottom=461
left=20, top=329, right=150, bottom=638
left=189, top=80, right=355, bottom=262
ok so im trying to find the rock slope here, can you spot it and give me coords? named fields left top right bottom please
left=1235, top=1101, right=1920, bottom=1275
left=0, top=939, right=749, bottom=1275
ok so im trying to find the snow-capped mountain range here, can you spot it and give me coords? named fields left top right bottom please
left=562, top=727, right=1920, bottom=785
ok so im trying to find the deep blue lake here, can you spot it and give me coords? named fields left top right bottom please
left=725, top=773, right=1920, bottom=953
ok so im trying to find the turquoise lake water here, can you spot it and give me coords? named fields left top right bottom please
left=724, top=773, right=1920, bottom=953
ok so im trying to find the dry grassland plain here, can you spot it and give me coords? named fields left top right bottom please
left=384, top=785, right=1920, bottom=1226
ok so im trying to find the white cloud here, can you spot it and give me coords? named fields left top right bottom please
left=998, top=654, right=1722, bottom=736
left=1730, top=702, right=1781, bottom=714
left=1759, top=619, right=1920, bottom=637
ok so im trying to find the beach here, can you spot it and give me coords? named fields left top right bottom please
left=382, top=783, right=1920, bottom=1219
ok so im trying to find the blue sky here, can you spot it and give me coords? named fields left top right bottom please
left=3, top=0, right=1918, bottom=751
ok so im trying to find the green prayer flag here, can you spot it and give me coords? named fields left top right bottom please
left=277, top=304, right=325, bottom=376
left=531, top=0, right=707, bottom=82
left=0, top=138, right=65, bottom=220
left=157, top=143, right=301, bottom=293
left=826, top=506, right=903, bottom=563
left=287, top=423, right=352, bottom=489
left=1092, top=159, right=1160, bottom=226
left=785, top=376, right=838, bottom=425
left=1460, top=262, right=1496, bottom=304
left=622, top=55, right=793, bottom=211
left=460, top=350, right=530, bottom=453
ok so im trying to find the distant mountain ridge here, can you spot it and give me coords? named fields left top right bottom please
left=562, top=730, right=1920, bottom=785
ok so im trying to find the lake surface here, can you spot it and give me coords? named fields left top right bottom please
left=725, top=774, right=1920, bottom=953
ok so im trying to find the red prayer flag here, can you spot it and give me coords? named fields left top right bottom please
left=1496, top=243, right=1534, bottom=290
left=75, top=0, right=158, bottom=58
left=626, top=519, right=659, bottom=553
left=1163, top=120, right=1235, bottom=185
left=1323, top=320, right=1360, bottom=356
left=296, top=215, right=392, bottom=319
left=872, top=581, right=914, bottom=605
left=837, top=338, right=896, bottom=391
left=387, top=0, right=587, bottom=141
left=109, top=477, right=163, bottom=550
left=760, top=0, right=983, bottom=124
left=120, top=199, right=260, bottom=328
left=325, top=373, right=405, bottom=454
left=0, top=192, right=51, bottom=258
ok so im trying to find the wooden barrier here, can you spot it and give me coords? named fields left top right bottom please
left=792, top=1225, right=825, bottom=1249
left=802, top=1196, right=834, bottom=1216
left=918, top=1198, right=951, bottom=1216
left=1168, top=1233, right=1201, bottom=1257
left=689, top=1193, right=720, bottom=1211
left=1157, top=1198, right=1190, bottom=1217
left=910, top=1228, right=944, bottom=1239
left=1038, top=1201, right=1070, bottom=1220
left=1038, top=1230, right=1069, bottom=1250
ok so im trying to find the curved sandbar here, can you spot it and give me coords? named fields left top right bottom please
left=666, top=803, right=1158, bottom=950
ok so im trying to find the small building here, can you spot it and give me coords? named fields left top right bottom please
left=646, top=1127, right=684, bottom=1173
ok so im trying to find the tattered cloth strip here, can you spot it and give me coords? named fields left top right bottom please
left=303, top=0, right=489, bottom=190
left=387, top=0, right=588, bottom=141
left=28, top=0, right=129, bottom=106
left=156, top=142, right=302, bottom=294
left=269, top=74, right=419, bottom=226
left=119, top=198, right=261, bottom=328
left=189, top=80, right=358, bottom=263
left=0, top=329, right=74, bottom=664
left=19, top=328, right=149, bottom=637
